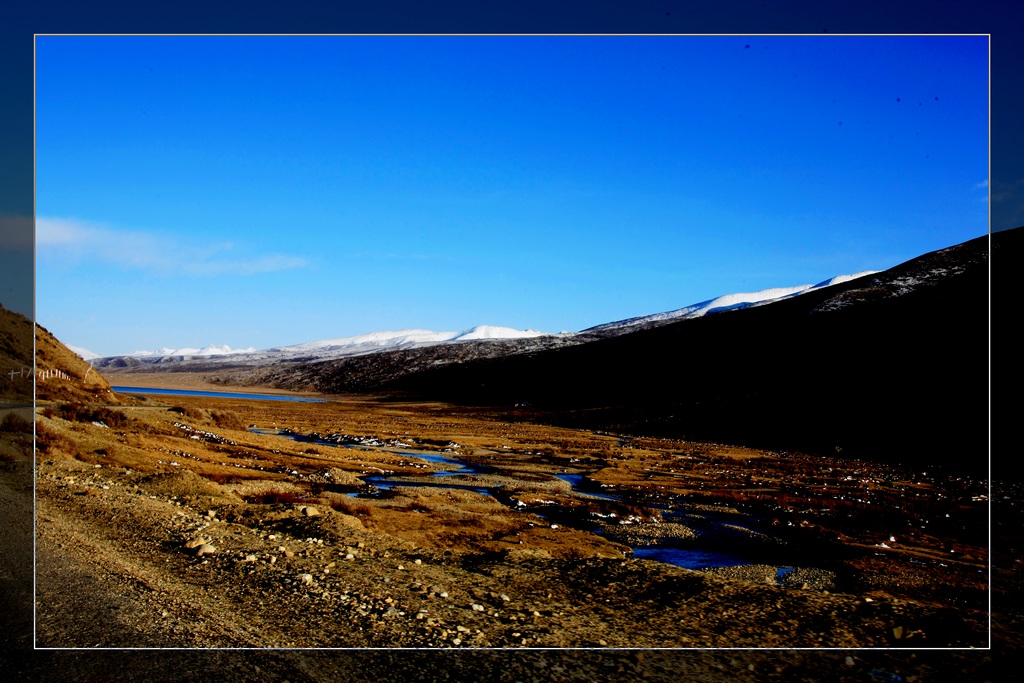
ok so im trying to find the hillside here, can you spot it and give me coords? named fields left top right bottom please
left=379, top=230, right=995, bottom=474
left=0, top=303, right=34, bottom=403
left=35, top=322, right=120, bottom=404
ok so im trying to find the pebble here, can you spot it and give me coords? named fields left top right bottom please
left=196, top=544, right=216, bottom=557
left=184, top=535, right=212, bottom=550
left=302, top=506, right=321, bottom=517
left=602, top=522, right=698, bottom=546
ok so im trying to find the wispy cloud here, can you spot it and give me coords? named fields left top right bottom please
left=37, top=216, right=308, bottom=276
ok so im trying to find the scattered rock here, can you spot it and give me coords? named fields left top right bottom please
left=184, top=535, right=212, bottom=550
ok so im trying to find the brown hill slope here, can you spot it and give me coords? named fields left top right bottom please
left=35, top=322, right=120, bottom=404
left=0, top=303, right=34, bottom=403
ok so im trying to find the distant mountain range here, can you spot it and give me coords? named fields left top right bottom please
left=127, top=325, right=548, bottom=361
left=87, top=273, right=877, bottom=366
left=89, top=228, right=1006, bottom=475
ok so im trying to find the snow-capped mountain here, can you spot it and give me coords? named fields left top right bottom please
left=67, top=344, right=102, bottom=361
left=582, top=271, right=877, bottom=336
left=271, top=326, right=548, bottom=356
left=95, top=325, right=551, bottom=365
left=90, top=272, right=881, bottom=365
left=127, top=344, right=259, bottom=358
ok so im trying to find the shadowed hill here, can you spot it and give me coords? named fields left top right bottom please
left=0, top=303, right=34, bottom=403
left=381, top=230, right=997, bottom=474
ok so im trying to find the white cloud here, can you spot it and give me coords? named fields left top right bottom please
left=36, top=216, right=308, bottom=276
left=975, top=179, right=988, bottom=190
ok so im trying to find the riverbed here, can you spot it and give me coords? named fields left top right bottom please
left=262, top=427, right=789, bottom=572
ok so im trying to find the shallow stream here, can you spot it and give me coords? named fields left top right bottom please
left=263, top=429, right=788, bottom=571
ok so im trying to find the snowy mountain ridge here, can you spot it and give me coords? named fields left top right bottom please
left=89, top=325, right=550, bottom=363
left=582, top=271, right=877, bottom=335
left=78, top=272, right=876, bottom=363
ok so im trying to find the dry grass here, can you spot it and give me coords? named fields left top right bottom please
left=245, top=489, right=312, bottom=506
left=329, top=497, right=374, bottom=518
left=1, top=412, right=32, bottom=434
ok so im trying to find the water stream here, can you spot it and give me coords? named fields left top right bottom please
left=113, top=386, right=325, bottom=403
left=128, top=387, right=787, bottom=571
left=258, top=429, right=784, bottom=571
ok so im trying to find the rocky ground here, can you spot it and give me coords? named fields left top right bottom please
left=34, top=454, right=988, bottom=650
left=1, top=378, right=1013, bottom=680
left=25, top=388, right=990, bottom=650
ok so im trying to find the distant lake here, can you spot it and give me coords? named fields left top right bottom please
left=111, top=386, right=325, bottom=403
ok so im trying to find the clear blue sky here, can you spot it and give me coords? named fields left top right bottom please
left=36, top=35, right=988, bottom=357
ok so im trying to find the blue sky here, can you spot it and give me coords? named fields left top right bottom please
left=36, top=35, right=988, bottom=356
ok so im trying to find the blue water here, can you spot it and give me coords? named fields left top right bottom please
left=632, top=546, right=749, bottom=570
left=363, top=475, right=493, bottom=497
left=259, top=427, right=766, bottom=572
left=553, top=473, right=620, bottom=500
left=401, top=452, right=489, bottom=476
left=112, top=386, right=325, bottom=403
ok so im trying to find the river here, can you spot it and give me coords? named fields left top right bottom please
left=112, top=386, right=325, bottom=403
left=266, top=429, right=771, bottom=571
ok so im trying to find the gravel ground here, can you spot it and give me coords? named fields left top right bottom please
left=0, top=446, right=1007, bottom=682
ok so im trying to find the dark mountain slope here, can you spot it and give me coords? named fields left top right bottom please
left=383, top=231, right=996, bottom=474
left=0, top=303, right=34, bottom=403
left=991, top=226, right=1023, bottom=481
left=199, top=333, right=581, bottom=393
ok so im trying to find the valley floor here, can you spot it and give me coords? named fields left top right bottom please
left=28, top=390, right=991, bottom=651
